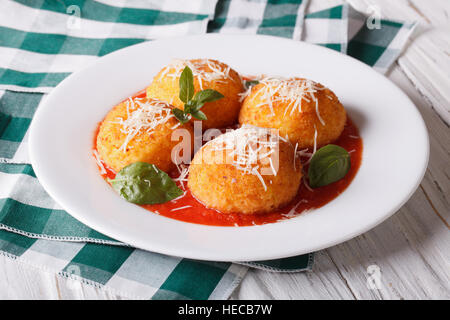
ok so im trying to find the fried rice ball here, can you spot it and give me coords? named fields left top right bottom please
left=188, top=126, right=302, bottom=214
left=96, top=97, right=193, bottom=173
left=239, top=78, right=346, bottom=149
left=146, top=59, right=244, bottom=130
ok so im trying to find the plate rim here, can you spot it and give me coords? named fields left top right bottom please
left=28, top=34, right=430, bottom=261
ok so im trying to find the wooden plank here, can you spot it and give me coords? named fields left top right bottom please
left=235, top=0, right=450, bottom=298
left=347, top=0, right=450, bottom=124
left=391, top=66, right=449, bottom=225
left=234, top=44, right=450, bottom=300
left=326, top=186, right=450, bottom=300
left=231, top=251, right=356, bottom=299
left=0, top=254, right=121, bottom=300
left=1, top=0, right=449, bottom=300
left=398, top=31, right=450, bottom=125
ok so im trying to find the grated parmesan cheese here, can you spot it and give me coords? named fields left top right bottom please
left=240, top=76, right=326, bottom=124
left=112, top=98, right=174, bottom=152
left=171, top=190, right=187, bottom=202
left=93, top=150, right=107, bottom=174
left=293, top=143, right=299, bottom=171
left=302, top=125, right=318, bottom=166
left=170, top=205, right=192, bottom=212
left=173, top=163, right=189, bottom=190
left=208, top=125, right=280, bottom=191
left=282, top=199, right=308, bottom=218
left=303, top=177, right=314, bottom=192
left=161, top=59, right=234, bottom=90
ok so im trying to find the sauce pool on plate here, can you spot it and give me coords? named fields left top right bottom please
left=93, top=90, right=363, bottom=226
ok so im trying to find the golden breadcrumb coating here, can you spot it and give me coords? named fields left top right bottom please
left=147, top=59, right=244, bottom=130
left=239, top=78, right=346, bottom=149
left=97, top=97, right=193, bottom=173
left=188, top=127, right=302, bottom=214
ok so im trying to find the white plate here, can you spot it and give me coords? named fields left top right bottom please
left=29, top=35, right=429, bottom=262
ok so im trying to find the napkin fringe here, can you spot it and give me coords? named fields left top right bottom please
left=0, top=223, right=125, bottom=246
left=0, top=158, right=31, bottom=164
left=237, top=253, right=314, bottom=273
left=216, top=266, right=249, bottom=300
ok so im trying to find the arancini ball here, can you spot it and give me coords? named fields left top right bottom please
left=96, top=97, right=193, bottom=173
left=147, top=59, right=244, bottom=130
left=239, top=77, right=346, bottom=149
left=188, top=125, right=302, bottom=214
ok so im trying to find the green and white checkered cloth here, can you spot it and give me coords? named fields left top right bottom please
left=303, top=2, right=417, bottom=73
left=0, top=0, right=415, bottom=299
left=207, top=0, right=308, bottom=39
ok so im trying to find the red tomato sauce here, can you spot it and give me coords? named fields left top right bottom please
left=93, top=91, right=363, bottom=227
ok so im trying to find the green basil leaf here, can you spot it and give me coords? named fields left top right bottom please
left=189, top=102, right=203, bottom=114
left=192, top=89, right=224, bottom=107
left=244, top=80, right=259, bottom=89
left=109, top=162, right=183, bottom=205
left=172, top=108, right=190, bottom=124
left=191, top=110, right=207, bottom=121
left=183, top=100, right=196, bottom=114
left=308, top=145, right=351, bottom=188
left=179, top=66, right=194, bottom=103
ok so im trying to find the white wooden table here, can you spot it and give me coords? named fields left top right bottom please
left=0, top=0, right=448, bottom=300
